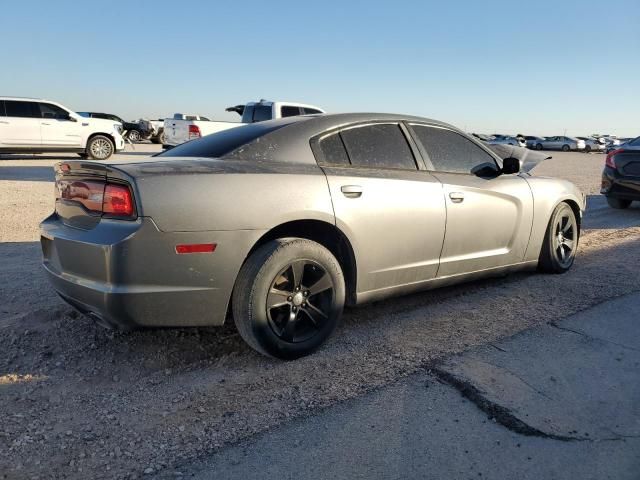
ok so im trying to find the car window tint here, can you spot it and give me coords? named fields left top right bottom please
left=303, top=108, right=322, bottom=115
left=411, top=125, right=498, bottom=174
left=5, top=101, right=40, bottom=118
left=38, top=103, right=69, bottom=119
left=159, top=122, right=289, bottom=158
left=280, top=106, right=301, bottom=118
left=0, top=101, right=5, bottom=116
left=253, top=105, right=272, bottom=122
left=318, top=133, right=349, bottom=166
left=340, top=124, right=416, bottom=170
left=628, top=137, right=640, bottom=147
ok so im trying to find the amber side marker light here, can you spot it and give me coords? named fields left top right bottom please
left=175, top=243, right=217, bottom=254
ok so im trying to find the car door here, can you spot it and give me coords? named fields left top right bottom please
left=314, top=123, right=446, bottom=295
left=0, top=100, right=42, bottom=147
left=38, top=102, right=82, bottom=147
left=408, top=123, right=533, bottom=277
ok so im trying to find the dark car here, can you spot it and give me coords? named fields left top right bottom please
left=601, top=136, right=640, bottom=208
left=77, top=112, right=162, bottom=143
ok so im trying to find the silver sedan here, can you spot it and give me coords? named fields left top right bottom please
left=40, top=113, right=585, bottom=359
left=534, top=136, right=586, bottom=151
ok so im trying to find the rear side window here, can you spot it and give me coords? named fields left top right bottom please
left=38, top=103, right=69, bottom=119
left=281, top=106, right=301, bottom=118
left=159, top=122, right=288, bottom=158
left=629, top=137, right=640, bottom=147
left=5, top=101, right=40, bottom=118
left=0, top=101, right=5, bottom=116
left=411, top=125, right=498, bottom=174
left=340, top=124, right=416, bottom=170
left=252, top=105, right=272, bottom=122
left=303, top=108, right=322, bottom=115
left=317, top=133, right=349, bottom=165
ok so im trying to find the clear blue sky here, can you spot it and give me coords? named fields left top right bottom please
left=2, top=0, right=638, bottom=136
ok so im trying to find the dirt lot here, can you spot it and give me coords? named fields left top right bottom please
left=1, top=147, right=639, bottom=479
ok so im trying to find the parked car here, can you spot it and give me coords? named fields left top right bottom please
left=163, top=100, right=325, bottom=148
left=78, top=113, right=165, bottom=144
left=486, top=135, right=526, bottom=148
left=601, top=136, right=640, bottom=208
left=576, top=136, right=605, bottom=153
left=40, top=113, right=585, bottom=359
left=0, top=97, right=124, bottom=159
left=524, top=136, right=545, bottom=149
left=534, top=136, right=586, bottom=151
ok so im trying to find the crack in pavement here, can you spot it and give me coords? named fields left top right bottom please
left=428, top=365, right=588, bottom=442
left=548, top=322, right=640, bottom=352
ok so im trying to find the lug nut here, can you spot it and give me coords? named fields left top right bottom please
left=303, top=291, right=309, bottom=296
left=287, top=296, right=292, bottom=301
left=292, top=306, right=297, bottom=312
left=302, top=303, right=307, bottom=308
left=295, top=286, right=300, bottom=292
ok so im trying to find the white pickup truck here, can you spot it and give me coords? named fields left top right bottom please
left=162, top=100, right=324, bottom=149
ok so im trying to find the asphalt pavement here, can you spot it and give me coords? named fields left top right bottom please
left=183, top=292, right=640, bottom=480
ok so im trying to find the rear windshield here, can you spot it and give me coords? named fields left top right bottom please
left=159, top=122, right=289, bottom=158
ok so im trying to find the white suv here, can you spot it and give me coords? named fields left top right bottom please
left=0, top=97, right=125, bottom=160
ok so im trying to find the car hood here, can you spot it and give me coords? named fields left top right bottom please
left=80, top=117, right=121, bottom=129
left=486, top=144, right=551, bottom=173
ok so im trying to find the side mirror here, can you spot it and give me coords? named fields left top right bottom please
left=502, top=157, right=520, bottom=174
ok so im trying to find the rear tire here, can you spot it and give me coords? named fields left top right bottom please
left=585, top=145, right=591, bottom=153
left=232, top=238, right=345, bottom=360
left=562, top=144, right=570, bottom=152
left=606, top=197, right=631, bottom=209
left=536, top=143, right=543, bottom=150
left=85, top=135, right=114, bottom=160
left=538, top=202, right=578, bottom=274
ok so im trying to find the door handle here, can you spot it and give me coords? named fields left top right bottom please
left=0, top=121, right=9, bottom=124
left=449, top=192, right=465, bottom=203
left=41, top=122, right=51, bottom=126
left=341, top=185, right=363, bottom=198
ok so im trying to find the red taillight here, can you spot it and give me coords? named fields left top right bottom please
left=175, top=243, right=217, bottom=254
left=606, top=149, right=623, bottom=168
left=103, top=184, right=134, bottom=217
left=188, top=125, right=201, bottom=140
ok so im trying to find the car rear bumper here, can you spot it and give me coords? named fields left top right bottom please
left=40, top=213, right=261, bottom=329
left=601, top=166, right=640, bottom=200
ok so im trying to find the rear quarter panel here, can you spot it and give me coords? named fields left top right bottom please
left=522, top=176, right=585, bottom=262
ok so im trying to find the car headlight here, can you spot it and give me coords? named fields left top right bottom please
left=114, top=123, right=123, bottom=133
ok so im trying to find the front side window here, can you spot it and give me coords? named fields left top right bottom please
left=340, top=124, right=417, bottom=170
left=38, top=103, right=70, bottom=119
left=411, top=125, right=498, bottom=175
left=280, top=106, right=301, bottom=118
left=4, top=101, right=40, bottom=118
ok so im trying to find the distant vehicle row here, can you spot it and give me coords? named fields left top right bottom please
left=470, top=133, right=635, bottom=153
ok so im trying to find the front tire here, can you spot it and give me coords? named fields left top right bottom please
left=127, top=130, right=141, bottom=142
left=606, top=197, right=631, bottom=209
left=538, top=202, right=578, bottom=274
left=585, top=145, right=591, bottom=153
left=562, top=144, right=570, bottom=152
left=536, top=143, right=543, bottom=150
left=232, top=238, right=345, bottom=360
left=86, top=135, right=114, bottom=160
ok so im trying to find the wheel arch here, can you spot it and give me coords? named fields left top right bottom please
left=86, top=131, right=116, bottom=148
left=241, top=219, right=358, bottom=306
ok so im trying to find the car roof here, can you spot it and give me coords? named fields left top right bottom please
left=222, top=112, right=464, bottom=165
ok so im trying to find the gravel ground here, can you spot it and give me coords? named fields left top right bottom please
left=1, top=148, right=639, bottom=479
